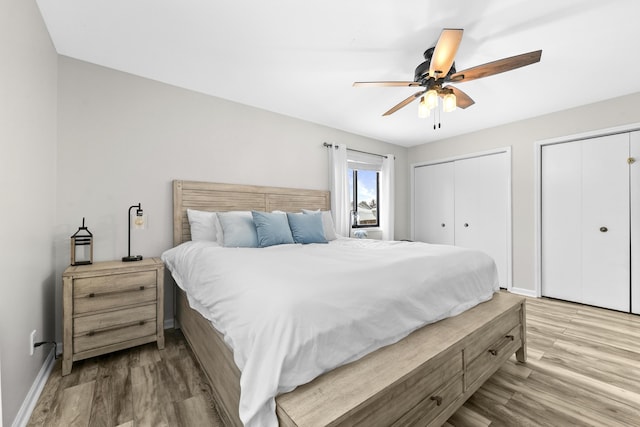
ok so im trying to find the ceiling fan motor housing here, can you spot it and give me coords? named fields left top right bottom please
left=414, top=47, right=456, bottom=83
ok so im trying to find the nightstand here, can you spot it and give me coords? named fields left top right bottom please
left=62, top=258, right=164, bottom=376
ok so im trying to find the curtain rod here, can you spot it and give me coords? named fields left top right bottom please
left=322, top=142, right=390, bottom=159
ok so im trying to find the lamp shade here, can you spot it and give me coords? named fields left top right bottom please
left=443, top=92, right=457, bottom=112
left=425, top=89, right=438, bottom=110
left=418, top=97, right=430, bottom=118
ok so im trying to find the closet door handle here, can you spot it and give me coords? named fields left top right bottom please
left=464, top=223, right=469, bottom=228
left=600, top=226, right=608, bottom=232
left=441, top=223, right=446, bottom=228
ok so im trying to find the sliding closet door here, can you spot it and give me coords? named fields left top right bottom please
left=454, top=152, right=509, bottom=287
left=413, top=162, right=455, bottom=245
left=631, top=132, right=640, bottom=314
left=581, top=134, right=630, bottom=311
left=541, top=141, right=583, bottom=302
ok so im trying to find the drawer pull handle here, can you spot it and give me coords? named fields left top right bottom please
left=139, top=320, right=145, bottom=326
left=139, top=285, right=145, bottom=291
left=506, top=334, right=514, bottom=341
left=87, top=330, right=95, bottom=336
left=430, top=395, right=443, bottom=406
left=488, top=349, right=498, bottom=356
left=88, top=293, right=95, bottom=298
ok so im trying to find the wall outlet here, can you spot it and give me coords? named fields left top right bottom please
left=30, top=330, right=37, bottom=356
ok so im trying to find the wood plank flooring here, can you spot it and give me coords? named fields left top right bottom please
left=28, top=297, right=640, bottom=426
left=27, top=329, right=223, bottom=427
left=446, top=297, right=640, bottom=427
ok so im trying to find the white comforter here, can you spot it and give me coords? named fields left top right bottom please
left=161, top=238, right=499, bottom=427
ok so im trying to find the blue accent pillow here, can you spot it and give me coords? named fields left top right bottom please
left=287, top=213, right=328, bottom=244
left=251, top=211, right=294, bottom=247
left=217, top=211, right=258, bottom=248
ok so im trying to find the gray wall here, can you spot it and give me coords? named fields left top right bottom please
left=409, top=92, right=640, bottom=294
left=55, top=57, right=409, bottom=343
left=0, top=0, right=58, bottom=425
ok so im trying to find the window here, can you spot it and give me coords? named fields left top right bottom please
left=348, top=168, right=379, bottom=227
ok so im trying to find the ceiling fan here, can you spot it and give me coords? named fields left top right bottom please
left=353, top=29, right=542, bottom=117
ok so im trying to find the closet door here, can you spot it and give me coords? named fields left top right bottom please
left=541, top=134, right=630, bottom=311
left=454, top=152, right=509, bottom=287
left=581, top=134, right=629, bottom=311
left=541, top=141, right=583, bottom=302
left=631, top=132, right=640, bottom=314
left=413, top=162, right=454, bottom=245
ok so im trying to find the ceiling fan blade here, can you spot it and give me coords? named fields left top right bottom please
left=443, top=85, right=475, bottom=109
left=429, top=29, right=464, bottom=79
left=353, top=81, right=421, bottom=87
left=382, top=90, right=426, bottom=116
left=450, top=50, right=542, bottom=83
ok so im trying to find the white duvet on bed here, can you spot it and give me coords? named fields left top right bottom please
left=162, top=238, right=499, bottom=427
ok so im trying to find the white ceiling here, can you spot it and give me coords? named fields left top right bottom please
left=36, top=0, right=640, bottom=147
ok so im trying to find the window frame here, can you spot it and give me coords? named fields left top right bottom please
left=350, top=168, right=380, bottom=228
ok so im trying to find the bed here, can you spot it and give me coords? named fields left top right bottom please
left=166, top=180, right=527, bottom=427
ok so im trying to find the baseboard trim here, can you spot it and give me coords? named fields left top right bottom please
left=509, top=287, right=538, bottom=298
left=164, top=318, right=175, bottom=330
left=11, top=347, right=56, bottom=427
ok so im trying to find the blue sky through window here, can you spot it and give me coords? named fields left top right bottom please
left=348, top=168, right=378, bottom=226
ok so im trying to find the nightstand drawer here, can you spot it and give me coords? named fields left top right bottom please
left=74, top=317, right=157, bottom=354
left=74, top=271, right=157, bottom=314
left=74, top=303, right=156, bottom=336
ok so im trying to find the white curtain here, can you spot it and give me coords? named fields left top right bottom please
left=380, top=154, right=395, bottom=240
left=329, top=144, right=350, bottom=237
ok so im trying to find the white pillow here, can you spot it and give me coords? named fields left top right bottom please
left=187, top=209, right=219, bottom=241
left=302, top=209, right=337, bottom=241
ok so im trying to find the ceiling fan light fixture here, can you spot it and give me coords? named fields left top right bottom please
left=443, top=92, right=457, bottom=112
left=425, top=89, right=438, bottom=110
left=418, top=96, right=430, bottom=118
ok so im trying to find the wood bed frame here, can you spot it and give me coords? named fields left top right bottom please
left=171, top=180, right=527, bottom=426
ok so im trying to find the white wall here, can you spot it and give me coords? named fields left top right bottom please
left=0, top=0, right=58, bottom=425
left=409, top=92, right=640, bottom=294
left=56, top=57, right=409, bottom=341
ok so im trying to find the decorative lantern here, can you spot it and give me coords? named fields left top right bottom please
left=70, top=218, right=93, bottom=266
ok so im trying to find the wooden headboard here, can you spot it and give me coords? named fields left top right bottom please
left=173, top=180, right=331, bottom=246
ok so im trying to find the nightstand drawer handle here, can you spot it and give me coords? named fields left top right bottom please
left=84, top=285, right=150, bottom=299
left=506, top=334, right=514, bottom=341
left=430, top=395, right=443, bottom=406
left=84, top=320, right=150, bottom=337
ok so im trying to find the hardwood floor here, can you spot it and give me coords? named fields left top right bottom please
left=27, top=329, right=223, bottom=427
left=29, top=297, right=640, bottom=426
left=446, top=297, right=640, bottom=427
